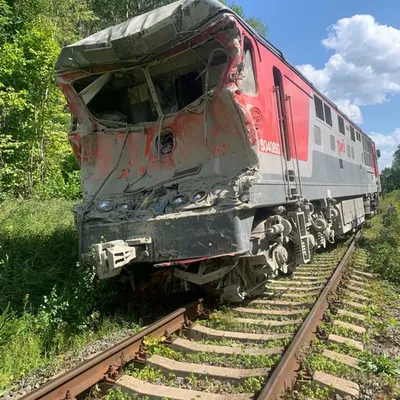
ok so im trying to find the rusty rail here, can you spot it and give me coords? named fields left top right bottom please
left=18, top=233, right=359, bottom=400
left=257, top=231, right=361, bottom=400
left=20, top=298, right=204, bottom=400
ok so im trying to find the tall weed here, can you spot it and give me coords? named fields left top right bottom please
left=0, top=199, right=134, bottom=390
left=362, top=193, right=400, bottom=285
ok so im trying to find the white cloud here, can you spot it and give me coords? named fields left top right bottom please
left=332, top=99, right=363, bottom=123
left=296, top=14, right=400, bottom=171
left=369, top=130, right=400, bottom=148
left=297, top=64, right=330, bottom=91
left=377, top=150, right=394, bottom=170
left=369, top=128, right=400, bottom=169
left=297, top=15, right=400, bottom=115
left=321, top=15, right=400, bottom=75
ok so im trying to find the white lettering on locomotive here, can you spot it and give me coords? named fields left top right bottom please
left=258, top=140, right=281, bottom=155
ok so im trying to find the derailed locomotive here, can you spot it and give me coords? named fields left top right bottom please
left=56, top=0, right=380, bottom=302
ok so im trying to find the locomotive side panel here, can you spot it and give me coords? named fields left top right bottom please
left=303, top=93, right=378, bottom=200
left=235, top=21, right=379, bottom=210
left=234, top=30, right=313, bottom=206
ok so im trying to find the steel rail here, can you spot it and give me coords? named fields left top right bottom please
left=257, top=231, right=361, bottom=400
left=20, top=298, right=204, bottom=400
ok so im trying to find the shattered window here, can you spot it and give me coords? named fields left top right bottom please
left=74, top=69, right=157, bottom=125
left=149, top=39, right=227, bottom=113
left=73, top=39, right=227, bottom=126
left=241, top=38, right=257, bottom=95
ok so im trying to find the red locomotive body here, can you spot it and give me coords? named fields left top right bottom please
left=56, top=0, right=380, bottom=301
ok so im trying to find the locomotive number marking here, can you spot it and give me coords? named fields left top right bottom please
left=259, top=140, right=281, bottom=155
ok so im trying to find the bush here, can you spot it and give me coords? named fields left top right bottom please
left=363, top=193, right=400, bottom=285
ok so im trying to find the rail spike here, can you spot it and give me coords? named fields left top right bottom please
left=182, top=315, right=194, bottom=330
left=134, top=339, right=149, bottom=364
left=163, top=329, right=173, bottom=344
left=197, top=308, right=211, bottom=320
left=63, top=390, right=73, bottom=400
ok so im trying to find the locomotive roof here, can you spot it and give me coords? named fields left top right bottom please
left=55, top=0, right=230, bottom=71
left=55, top=0, right=371, bottom=143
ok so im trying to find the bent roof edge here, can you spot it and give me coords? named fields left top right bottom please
left=56, top=0, right=372, bottom=143
left=55, top=0, right=229, bottom=71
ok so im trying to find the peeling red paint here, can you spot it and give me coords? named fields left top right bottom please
left=56, top=16, right=314, bottom=197
left=119, top=169, right=129, bottom=179
left=68, top=132, right=82, bottom=162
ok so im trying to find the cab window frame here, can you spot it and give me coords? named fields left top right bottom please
left=241, top=36, right=258, bottom=95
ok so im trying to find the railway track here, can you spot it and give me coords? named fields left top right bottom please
left=19, top=233, right=360, bottom=400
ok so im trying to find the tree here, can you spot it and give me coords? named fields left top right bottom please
left=391, top=145, right=400, bottom=170
left=86, top=0, right=173, bottom=33
left=379, top=145, right=400, bottom=194
left=0, top=0, right=11, bottom=44
left=0, top=0, right=95, bottom=198
left=222, top=1, right=267, bottom=37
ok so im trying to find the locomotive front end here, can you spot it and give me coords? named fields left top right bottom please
left=56, top=0, right=266, bottom=300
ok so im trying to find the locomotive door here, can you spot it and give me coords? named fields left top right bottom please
left=273, top=67, right=302, bottom=199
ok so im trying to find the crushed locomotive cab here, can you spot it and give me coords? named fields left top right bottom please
left=56, top=0, right=380, bottom=302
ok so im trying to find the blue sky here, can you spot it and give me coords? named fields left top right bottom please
left=236, top=0, right=400, bottom=170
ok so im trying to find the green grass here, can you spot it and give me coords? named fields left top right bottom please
left=126, top=365, right=265, bottom=394
left=359, top=192, right=400, bottom=285
left=199, top=310, right=298, bottom=334
left=104, top=388, right=147, bottom=400
left=143, top=335, right=281, bottom=369
left=0, top=199, right=78, bottom=311
left=197, top=337, right=290, bottom=349
left=0, top=199, right=142, bottom=392
left=287, top=383, right=333, bottom=400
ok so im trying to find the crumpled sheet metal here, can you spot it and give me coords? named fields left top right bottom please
left=56, top=0, right=228, bottom=70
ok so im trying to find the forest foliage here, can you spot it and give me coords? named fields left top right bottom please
left=0, top=0, right=267, bottom=200
left=362, top=191, right=400, bottom=286
left=379, top=145, right=400, bottom=194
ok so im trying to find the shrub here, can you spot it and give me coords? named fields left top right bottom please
left=363, top=194, right=400, bottom=285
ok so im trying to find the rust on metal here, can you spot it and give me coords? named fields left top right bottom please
left=134, top=341, right=149, bottom=364
left=163, top=329, right=173, bottom=344
left=19, top=298, right=203, bottom=400
left=103, top=364, right=120, bottom=383
left=182, top=315, right=194, bottom=330
left=198, top=308, right=212, bottom=319
left=257, top=232, right=361, bottom=400
left=63, top=390, right=72, bottom=400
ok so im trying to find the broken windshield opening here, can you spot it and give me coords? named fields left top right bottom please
left=72, top=38, right=227, bottom=126
left=149, top=39, right=227, bottom=115
left=74, top=69, right=157, bottom=125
